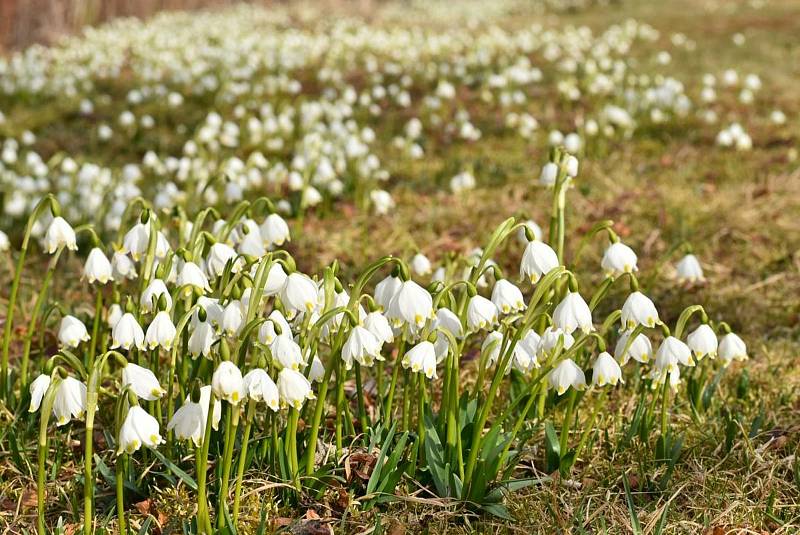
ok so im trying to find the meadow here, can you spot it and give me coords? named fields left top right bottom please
left=0, top=0, right=798, bottom=533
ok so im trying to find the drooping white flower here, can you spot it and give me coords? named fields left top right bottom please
left=719, top=333, right=747, bottom=365
left=221, top=300, right=243, bottom=335
left=188, top=319, right=216, bottom=358
left=258, top=310, right=291, bottom=345
left=29, top=374, right=51, bottom=413
left=243, top=369, right=279, bottom=411
left=107, top=304, right=123, bottom=329
left=676, top=254, right=705, bottom=283
left=122, top=222, right=170, bottom=261
left=548, top=359, right=586, bottom=395
left=263, top=262, right=288, bottom=296
left=206, top=243, right=242, bottom=278
left=260, top=214, right=291, bottom=246
left=44, top=217, right=77, bottom=254
left=482, top=330, right=504, bottom=367
left=654, top=336, right=694, bottom=373
left=491, top=279, right=525, bottom=314
left=167, top=397, right=205, bottom=447
left=211, top=361, right=245, bottom=405
left=0, top=230, right=9, bottom=252
left=539, top=162, right=558, bottom=187
left=271, top=335, right=305, bottom=371
left=111, top=252, right=137, bottom=280
left=57, top=315, right=90, bottom=348
left=111, top=313, right=145, bottom=351
left=621, top=292, right=660, bottom=330
left=83, top=248, right=113, bottom=284
left=592, top=352, right=623, bottom=387
left=433, top=307, right=463, bottom=339
left=386, top=280, right=433, bottom=329
left=374, top=275, right=402, bottom=310
left=309, top=356, right=325, bottom=383
left=520, top=240, right=559, bottom=284
left=363, top=311, right=394, bottom=344
left=53, top=376, right=86, bottom=426
left=177, top=261, right=210, bottom=294
left=342, top=326, right=383, bottom=370
left=277, top=368, right=315, bottom=409
left=614, top=331, right=652, bottom=364
left=553, top=292, right=593, bottom=334
left=601, top=242, right=638, bottom=277
left=516, top=220, right=542, bottom=243
left=280, top=272, right=319, bottom=316
left=410, top=253, right=432, bottom=276
left=538, top=327, right=575, bottom=358
left=122, top=363, right=165, bottom=401
left=145, top=311, right=177, bottom=350
left=402, top=341, right=438, bottom=379
left=686, top=324, right=718, bottom=361
left=140, top=279, right=172, bottom=313
left=118, top=405, right=163, bottom=455
left=466, top=295, right=498, bottom=331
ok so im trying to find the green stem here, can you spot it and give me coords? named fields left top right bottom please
left=354, top=362, right=369, bottom=435
left=197, top=391, right=216, bottom=533
left=116, top=454, right=127, bottom=535
left=560, top=389, right=578, bottom=455
left=402, top=369, right=411, bottom=432
left=217, top=404, right=240, bottom=528
left=84, top=422, right=94, bottom=535
left=660, top=379, right=670, bottom=438
left=232, top=401, right=255, bottom=525
left=88, top=290, right=103, bottom=370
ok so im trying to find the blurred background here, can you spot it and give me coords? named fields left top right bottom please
left=0, top=0, right=350, bottom=50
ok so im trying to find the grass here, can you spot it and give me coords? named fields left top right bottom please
left=1, top=0, right=799, bottom=533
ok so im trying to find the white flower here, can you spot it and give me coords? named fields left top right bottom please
left=386, top=280, right=433, bottom=329
left=517, top=220, right=542, bottom=243
left=402, top=341, right=437, bottom=379
left=548, top=359, right=586, bottom=395
left=29, top=374, right=51, bottom=413
left=44, top=217, right=77, bottom=254
left=167, top=397, right=205, bottom=447
left=243, top=369, right=279, bottom=411
left=553, top=292, right=593, bottom=334
left=140, top=279, right=172, bottom=313
left=342, top=326, right=383, bottom=370
left=145, top=311, right=177, bottom=350
left=260, top=214, right=291, bottom=246
left=57, top=315, right=90, bottom=348
left=676, top=254, right=704, bottom=283
left=221, top=301, right=243, bottom=335
left=118, top=405, right=163, bottom=455
left=309, top=356, right=325, bottom=382
left=719, top=333, right=747, bottom=364
left=491, top=279, right=525, bottom=314
left=122, top=223, right=169, bottom=261
left=410, top=253, right=432, bottom=276
left=433, top=308, right=463, bottom=338
left=363, top=311, right=394, bottom=344
left=281, top=273, right=318, bottom=316
left=83, top=248, right=113, bottom=284
left=258, top=311, right=291, bottom=345
left=112, top=252, right=137, bottom=280
left=520, top=240, right=559, bottom=283
left=515, top=330, right=541, bottom=372
left=655, top=336, right=694, bottom=373
left=111, top=313, right=145, bottom=351
left=565, top=155, right=579, bottom=177
left=177, top=261, right=210, bottom=294
left=539, top=162, right=558, bottom=186
left=206, top=243, right=242, bottom=278
left=188, top=319, right=216, bottom=357
left=482, top=330, right=504, bottom=367
left=538, top=327, right=575, bottom=358
left=212, top=361, right=245, bottom=405
left=466, top=295, right=498, bottom=331
left=592, top=352, right=623, bottom=387
left=271, top=335, right=305, bottom=371
left=686, top=324, right=718, bottom=361
left=53, top=376, right=86, bottom=426
left=277, top=368, right=315, bottom=409
left=374, top=275, right=402, bottom=310
left=0, top=230, right=9, bottom=252
left=122, top=363, right=165, bottom=401
left=264, top=262, right=288, bottom=296
left=614, top=332, right=652, bottom=364
left=107, top=304, right=123, bottom=328
left=601, top=242, right=638, bottom=276
left=621, top=292, right=659, bottom=330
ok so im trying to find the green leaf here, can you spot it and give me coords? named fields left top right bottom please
left=622, top=472, right=643, bottom=535
left=544, top=421, right=560, bottom=473
left=151, top=448, right=197, bottom=490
